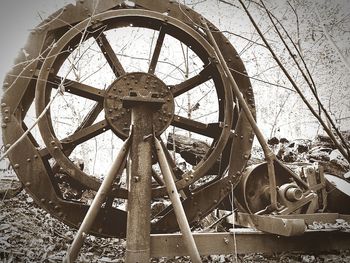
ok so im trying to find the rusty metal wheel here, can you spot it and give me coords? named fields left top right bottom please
left=1, top=0, right=255, bottom=237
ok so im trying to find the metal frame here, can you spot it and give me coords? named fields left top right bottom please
left=1, top=0, right=255, bottom=238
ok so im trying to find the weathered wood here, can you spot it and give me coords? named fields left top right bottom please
left=150, top=230, right=350, bottom=257
left=166, top=133, right=210, bottom=166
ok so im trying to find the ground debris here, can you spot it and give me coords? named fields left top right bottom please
left=0, top=192, right=349, bottom=262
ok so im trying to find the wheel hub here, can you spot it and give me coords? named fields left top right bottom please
left=104, top=72, right=174, bottom=137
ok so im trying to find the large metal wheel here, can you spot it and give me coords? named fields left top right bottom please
left=1, top=0, right=255, bottom=237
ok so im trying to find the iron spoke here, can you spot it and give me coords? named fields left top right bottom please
left=148, top=28, right=166, bottom=74
left=39, top=120, right=110, bottom=158
left=95, top=33, right=126, bottom=77
left=170, top=64, right=213, bottom=97
left=172, top=115, right=222, bottom=138
left=52, top=76, right=105, bottom=102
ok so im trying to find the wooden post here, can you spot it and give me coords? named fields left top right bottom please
left=125, top=104, right=154, bottom=262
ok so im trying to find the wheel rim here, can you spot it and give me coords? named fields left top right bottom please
left=2, top=1, right=255, bottom=237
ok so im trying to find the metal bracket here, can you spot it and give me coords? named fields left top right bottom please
left=233, top=212, right=305, bottom=236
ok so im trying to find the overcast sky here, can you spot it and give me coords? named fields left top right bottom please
left=0, top=0, right=74, bottom=90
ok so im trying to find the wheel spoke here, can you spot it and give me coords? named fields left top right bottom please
left=95, top=33, right=126, bottom=77
left=76, top=102, right=104, bottom=131
left=148, top=28, right=166, bottom=74
left=170, top=63, right=213, bottom=97
left=51, top=76, right=105, bottom=102
left=50, top=102, right=103, bottom=173
left=39, top=120, right=110, bottom=158
left=172, top=115, right=222, bottom=138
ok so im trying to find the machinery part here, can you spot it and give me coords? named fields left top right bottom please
left=235, top=160, right=313, bottom=214
left=1, top=0, right=255, bottom=237
left=325, top=174, right=350, bottom=214
left=234, top=213, right=305, bottom=236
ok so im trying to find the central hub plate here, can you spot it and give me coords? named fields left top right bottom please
left=104, top=72, right=174, bottom=138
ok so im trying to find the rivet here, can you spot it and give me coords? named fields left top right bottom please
left=40, top=198, right=46, bottom=203
left=228, top=58, right=232, bottom=62
left=235, top=54, right=239, bottom=58
left=4, top=116, right=9, bottom=121
left=58, top=212, right=63, bottom=217
left=236, top=171, right=241, bottom=175
left=1, top=124, right=6, bottom=128
left=6, top=144, right=11, bottom=148
left=1, top=103, right=6, bottom=107
left=25, top=182, right=31, bottom=186
left=108, top=109, right=113, bottom=113
left=4, top=109, right=9, bottom=113
left=49, top=200, right=53, bottom=205
left=14, top=164, right=20, bottom=169
left=54, top=205, right=59, bottom=210
left=50, top=140, right=55, bottom=145
left=249, top=138, right=253, bottom=142
left=240, top=135, right=244, bottom=139
left=214, top=200, right=218, bottom=204
left=54, top=146, right=59, bottom=150
left=26, top=158, right=31, bottom=162
left=190, top=175, right=194, bottom=178
left=244, top=154, right=249, bottom=160
left=185, top=177, right=189, bottom=181
left=134, top=176, right=140, bottom=182
left=34, top=155, right=38, bottom=159
left=3, top=83, right=9, bottom=88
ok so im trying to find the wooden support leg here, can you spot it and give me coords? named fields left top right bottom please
left=63, top=138, right=131, bottom=262
left=155, top=137, right=202, bottom=263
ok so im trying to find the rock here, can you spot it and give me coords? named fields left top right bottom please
left=307, top=147, right=331, bottom=162
left=280, top=138, right=289, bottom=144
left=302, top=255, right=316, bottom=263
left=151, top=200, right=169, bottom=217
left=311, top=134, right=335, bottom=149
left=268, top=137, right=279, bottom=145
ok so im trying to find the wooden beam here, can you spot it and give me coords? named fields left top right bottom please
left=150, top=230, right=350, bottom=257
